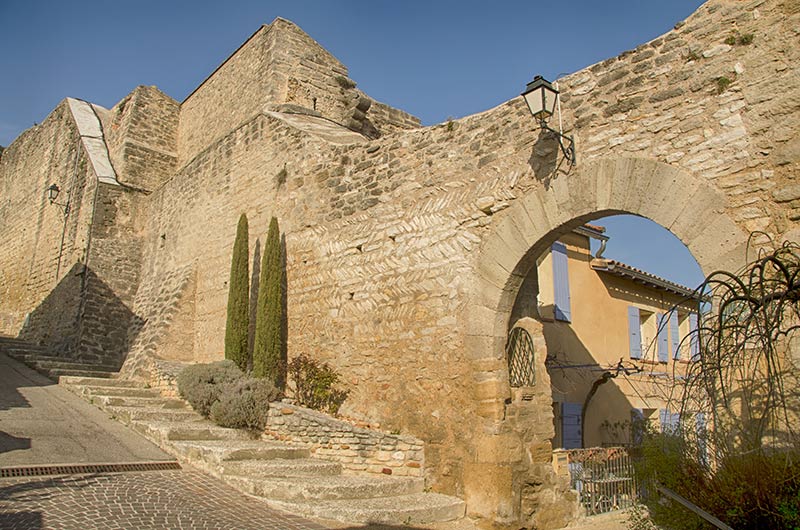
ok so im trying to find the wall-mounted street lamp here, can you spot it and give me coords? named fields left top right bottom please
left=522, top=75, right=576, bottom=165
left=46, top=183, right=70, bottom=216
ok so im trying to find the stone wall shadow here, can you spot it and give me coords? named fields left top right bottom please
left=0, top=512, right=43, bottom=529
left=541, top=318, right=637, bottom=448
left=17, top=264, right=144, bottom=370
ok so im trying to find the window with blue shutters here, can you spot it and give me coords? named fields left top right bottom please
left=669, top=311, right=680, bottom=360
left=562, top=402, right=583, bottom=449
left=551, top=242, right=571, bottom=322
left=628, top=306, right=642, bottom=359
left=657, top=313, right=669, bottom=363
left=689, top=313, right=699, bottom=361
left=696, top=412, right=707, bottom=464
left=660, top=409, right=680, bottom=434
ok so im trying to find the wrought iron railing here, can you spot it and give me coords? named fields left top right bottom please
left=566, top=447, right=637, bottom=515
left=506, top=326, right=535, bottom=387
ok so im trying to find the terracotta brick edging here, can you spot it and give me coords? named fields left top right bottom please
left=265, top=402, right=424, bottom=477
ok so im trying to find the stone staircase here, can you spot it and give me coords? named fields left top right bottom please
left=58, top=375, right=466, bottom=525
left=0, top=337, right=119, bottom=380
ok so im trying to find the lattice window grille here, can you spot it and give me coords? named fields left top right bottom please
left=506, top=327, right=535, bottom=387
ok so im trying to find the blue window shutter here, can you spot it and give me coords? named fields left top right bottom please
left=562, top=402, right=582, bottom=449
left=670, top=312, right=680, bottom=360
left=631, top=408, right=645, bottom=445
left=671, top=412, right=681, bottom=432
left=659, top=409, right=669, bottom=433
left=628, top=306, right=642, bottom=359
left=552, top=242, right=571, bottom=322
left=657, top=313, right=669, bottom=363
left=689, top=313, right=700, bottom=361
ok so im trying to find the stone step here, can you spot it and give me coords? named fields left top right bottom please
left=226, top=474, right=424, bottom=502
left=92, top=395, right=189, bottom=409
left=269, top=492, right=466, bottom=525
left=59, top=376, right=143, bottom=388
left=42, top=368, right=119, bottom=380
left=81, top=386, right=161, bottom=398
left=171, top=440, right=310, bottom=463
left=32, top=359, right=118, bottom=372
left=131, top=420, right=251, bottom=444
left=104, top=405, right=202, bottom=423
left=6, top=352, right=68, bottom=363
left=222, top=458, right=342, bottom=478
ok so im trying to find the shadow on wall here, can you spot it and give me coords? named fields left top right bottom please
left=0, top=512, right=43, bottom=529
left=542, top=318, right=636, bottom=449
left=17, top=263, right=84, bottom=355
left=18, top=263, right=144, bottom=370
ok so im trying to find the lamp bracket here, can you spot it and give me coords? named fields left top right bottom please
left=539, top=120, right=576, bottom=166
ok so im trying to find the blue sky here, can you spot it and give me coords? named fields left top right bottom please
left=0, top=0, right=706, bottom=288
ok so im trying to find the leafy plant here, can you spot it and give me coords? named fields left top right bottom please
left=177, top=360, right=243, bottom=417
left=287, top=354, right=348, bottom=415
left=253, top=217, right=286, bottom=389
left=210, top=376, right=280, bottom=431
left=716, top=76, right=732, bottom=94
left=224, top=214, right=249, bottom=371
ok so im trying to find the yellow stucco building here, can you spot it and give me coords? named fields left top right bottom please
left=516, top=225, right=703, bottom=449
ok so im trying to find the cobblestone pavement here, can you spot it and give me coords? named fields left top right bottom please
left=0, top=469, right=328, bottom=530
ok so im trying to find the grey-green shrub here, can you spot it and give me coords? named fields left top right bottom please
left=176, top=360, right=243, bottom=417
left=209, top=377, right=280, bottom=430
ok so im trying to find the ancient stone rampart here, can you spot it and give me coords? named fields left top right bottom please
left=1, top=1, right=798, bottom=527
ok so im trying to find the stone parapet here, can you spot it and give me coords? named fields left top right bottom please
left=266, top=402, right=425, bottom=477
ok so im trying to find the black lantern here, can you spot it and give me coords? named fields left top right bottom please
left=47, top=183, right=60, bottom=203
left=46, top=183, right=69, bottom=216
left=522, top=75, right=559, bottom=124
left=522, top=75, right=576, bottom=165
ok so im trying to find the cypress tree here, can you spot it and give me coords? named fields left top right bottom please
left=224, top=214, right=250, bottom=371
left=253, top=216, right=286, bottom=388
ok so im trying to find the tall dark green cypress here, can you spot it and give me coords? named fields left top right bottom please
left=253, top=216, right=285, bottom=388
left=224, top=214, right=250, bottom=371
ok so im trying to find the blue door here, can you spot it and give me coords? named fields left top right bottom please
left=562, top=402, right=583, bottom=449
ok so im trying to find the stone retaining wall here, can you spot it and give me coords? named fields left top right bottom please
left=266, top=402, right=424, bottom=477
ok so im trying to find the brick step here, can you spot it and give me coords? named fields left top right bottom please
left=222, top=458, right=342, bottom=478
left=226, top=473, right=424, bottom=502
left=59, top=376, right=143, bottom=388
left=269, top=492, right=466, bottom=525
left=131, top=420, right=252, bottom=444
left=170, top=440, right=310, bottom=463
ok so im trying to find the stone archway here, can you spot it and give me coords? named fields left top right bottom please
left=461, top=157, right=750, bottom=525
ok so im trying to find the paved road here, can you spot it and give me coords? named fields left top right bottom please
left=0, top=353, right=169, bottom=466
left=0, top=353, right=329, bottom=529
left=0, top=469, right=326, bottom=530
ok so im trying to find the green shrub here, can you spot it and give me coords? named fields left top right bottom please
left=209, top=376, right=280, bottom=431
left=224, top=214, right=249, bottom=371
left=253, top=216, right=286, bottom=388
left=287, top=354, right=348, bottom=415
left=176, top=360, right=243, bottom=417
left=636, top=429, right=800, bottom=530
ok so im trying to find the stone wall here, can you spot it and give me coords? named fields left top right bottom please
left=103, top=85, right=179, bottom=192
left=0, top=101, right=97, bottom=353
left=178, top=18, right=420, bottom=166
left=2, top=0, right=799, bottom=527
left=266, top=402, right=424, bottom=477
